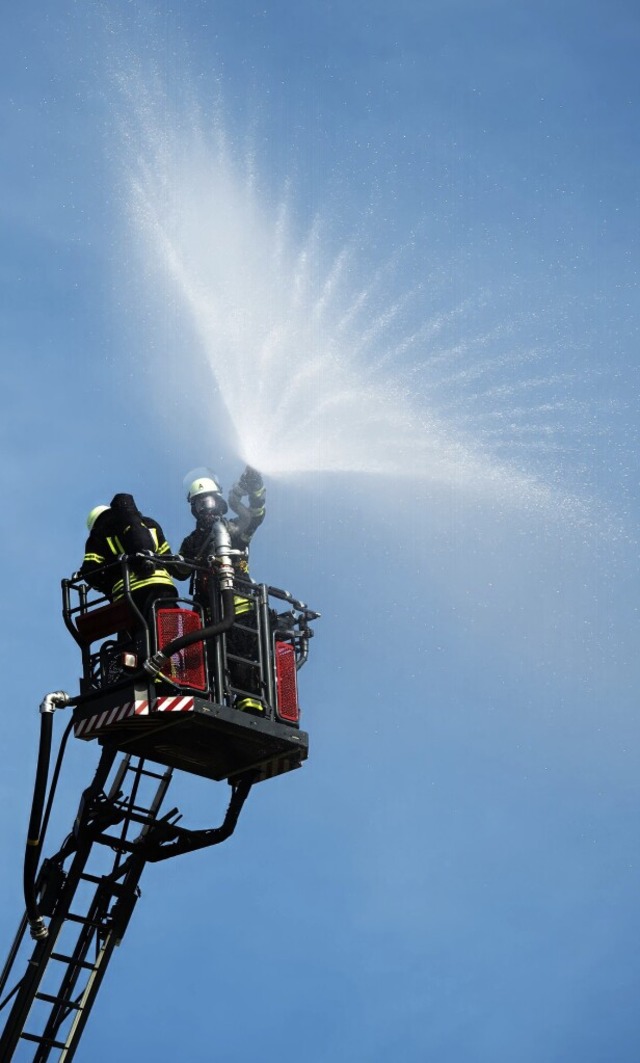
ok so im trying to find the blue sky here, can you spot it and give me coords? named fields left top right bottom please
left=1, top=2, right=639, bottom=1061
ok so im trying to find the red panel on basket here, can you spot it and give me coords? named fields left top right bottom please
left=156, top=609, right=207, bottom=691
left=275, top=641, right=299, bottom=723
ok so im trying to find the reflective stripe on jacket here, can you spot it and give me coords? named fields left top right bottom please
left=82, top=525, right=175, bottom=600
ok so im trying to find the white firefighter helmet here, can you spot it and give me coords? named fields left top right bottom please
left=86, top=505, right=109, bottom=531
left=186, top=474, right=222, bottom=502
left=182, top=465, right=223, bottom=501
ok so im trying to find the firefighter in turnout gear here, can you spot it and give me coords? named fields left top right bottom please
left=81, top=493, right=179, bottom=616
left=178, top=467, right=266, bottom=713
left=179, top=467, right=266, bottom=602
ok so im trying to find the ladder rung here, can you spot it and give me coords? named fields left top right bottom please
left=66, top=912, right=107, bottom=930
left=133, top=766, right=167, bottom=780
left=51, top=952, right=95, bottom=971
left=36, top=991, right=82, bottom=1010
left=118, top=803, right=153, bottom=816
left=79, top=873, right=125, bottom=896
left=21, top=1032, right=67, bottom=1049
left=226, top=653, right=259, bottom=667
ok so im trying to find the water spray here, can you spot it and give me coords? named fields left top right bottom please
left=119, top=72, right=603, bottom=519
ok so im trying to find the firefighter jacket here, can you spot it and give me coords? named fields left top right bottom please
left=81, top=511, right=176, bottom=602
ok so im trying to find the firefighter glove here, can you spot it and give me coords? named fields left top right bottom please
left=133, top=550, right=156, bottom=577
left=239, top=465, right=263, bottom=494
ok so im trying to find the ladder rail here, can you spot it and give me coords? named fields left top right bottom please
left=0, top=752, right=173, bottom=1062
left=36, top=759, right=175, bottom=1061
left=32, top=881, right=119, bottom=1061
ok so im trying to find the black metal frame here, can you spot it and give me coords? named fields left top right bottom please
left=0, top=555, right=318, bottom=1061
left=0, top=747, right=253, bottom=1060
left=0, top=750, right=168, bottom=1059
left=61, top=556, right=316, bottom=714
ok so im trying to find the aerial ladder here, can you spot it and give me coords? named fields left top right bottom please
left=0, top=533, right=318, bottom=1061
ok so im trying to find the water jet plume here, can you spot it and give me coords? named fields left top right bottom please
left=123, top=85, right=591, bottom=517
